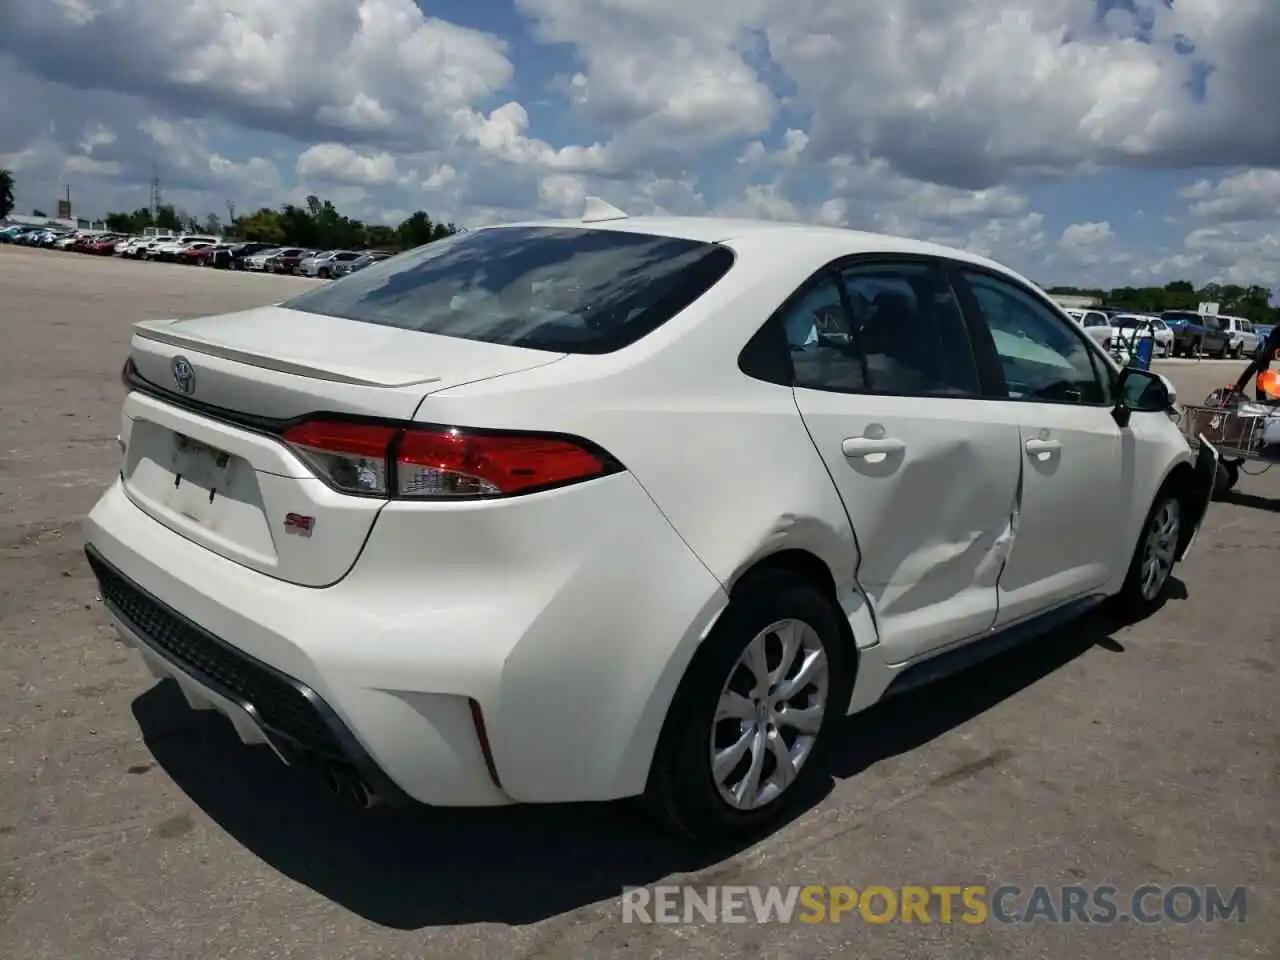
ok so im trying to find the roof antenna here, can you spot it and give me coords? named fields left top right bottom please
left=581, top=196, right=629, bottom=223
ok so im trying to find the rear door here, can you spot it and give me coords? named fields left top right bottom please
left=951, top=267, right=1126, bottom=626
left=788, top=258, right=1023, bottom=664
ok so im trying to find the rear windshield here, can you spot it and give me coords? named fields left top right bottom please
left=281, top=225, right=736, bottom=354
left=1161, top=311, right=1202, bottom=324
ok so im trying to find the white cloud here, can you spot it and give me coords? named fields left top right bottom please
left=2, top=0, right=515, bottom=150
left=1061, top=221, right=1115, bottom=247
left=1180, top=168, right=1280, bottom=223
left=537, top=173, right=587, bottom=216
left=297, top=143, right=401, bottom=187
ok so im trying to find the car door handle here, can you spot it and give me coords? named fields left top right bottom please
left=842, top=437, right=906, bottom=459
left=1025, top=438, right=1062, bottom=455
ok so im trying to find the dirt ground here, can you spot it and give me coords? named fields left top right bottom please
left=0, top=245, right=1275, bottom=959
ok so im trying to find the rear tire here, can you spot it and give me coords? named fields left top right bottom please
left=642, top=570, right=852, bottom=841
left=1113, top=485, right=1184, bottom=620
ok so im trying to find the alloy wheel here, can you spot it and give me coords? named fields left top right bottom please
left=1141, top=499, right=1180, bottom=601
left=711, top=618, right=829, bottom=811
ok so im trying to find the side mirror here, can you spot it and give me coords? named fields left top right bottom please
left=1113, top=367, right=1175, bottom=426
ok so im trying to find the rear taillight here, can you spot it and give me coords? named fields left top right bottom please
left=281, top=421, right=397, bottom=496
left=280, top=419, right=617, bottom=499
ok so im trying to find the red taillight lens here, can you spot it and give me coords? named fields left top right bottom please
left=282, top=420, right=398, bottom=496
left=396, top=428, right=610, bottom=497
left=279, top=419, right=614, bottom=499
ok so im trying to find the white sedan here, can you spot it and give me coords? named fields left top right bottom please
left=1111, top=314, right=1175, bottom=358
left=1064, top=308, right=1115, bottom=348
left=85, top=203, right=1217, bottom=840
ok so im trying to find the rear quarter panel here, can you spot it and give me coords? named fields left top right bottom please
left=416, top=235, right=862, bottom=598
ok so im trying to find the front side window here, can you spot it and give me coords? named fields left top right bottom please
left=283, top=226, right=735, bottom=354
left=961, top=270, right=1111, bottom=405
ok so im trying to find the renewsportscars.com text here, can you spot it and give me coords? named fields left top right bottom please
left=620, top=884, right=1248, bottom=925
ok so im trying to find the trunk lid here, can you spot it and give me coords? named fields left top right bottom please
left=120, top=305, right=566, bottom=586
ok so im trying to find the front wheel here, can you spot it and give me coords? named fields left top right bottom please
left=642, top=571, right=852, bottom=841
left=1114, top=489, right=1183, bottom=619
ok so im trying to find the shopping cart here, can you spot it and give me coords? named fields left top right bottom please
left=1109, top=317, right=1156, bottom=370
left=1177, top=388, right=1279, bottom=498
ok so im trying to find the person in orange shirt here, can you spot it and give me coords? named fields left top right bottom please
left=1231, top=323, right=1280, bottom=402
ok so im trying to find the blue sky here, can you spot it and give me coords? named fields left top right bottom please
left=1, top=0, right=1277, bottom=290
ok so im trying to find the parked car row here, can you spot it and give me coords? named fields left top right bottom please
left=1158, top=311, right=1260, bottom=358
left=1059, top=302, right=1264, bottom=360
left=1063, top=308, right=1176, bottom=358
left=236, top=246, right=392, bottom=277
left=0, top=224, right=393, bottom=278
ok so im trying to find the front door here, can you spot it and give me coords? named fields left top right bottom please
left=785, top=259, right=1023, bottom=664
left=954, top=268, right=1125, bottom=625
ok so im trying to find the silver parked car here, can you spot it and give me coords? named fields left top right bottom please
left=298, top=250, right=363, bottom=279
left=330, top=251, right=393, bottom=278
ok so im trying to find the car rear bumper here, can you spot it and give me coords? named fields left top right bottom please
left=84, top=473, right=727, bottom=807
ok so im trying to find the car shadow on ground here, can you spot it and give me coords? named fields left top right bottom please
left=1223, top=490, right=1280, bottom=512
left=132, top=596, right=1159, bottom=930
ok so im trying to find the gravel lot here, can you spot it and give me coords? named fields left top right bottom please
left=1, top=245, right=1276, bottom=959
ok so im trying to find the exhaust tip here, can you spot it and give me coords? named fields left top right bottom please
left=321, top=762, right=343, bottom=797
left=349, top=775, right=382, bottom=810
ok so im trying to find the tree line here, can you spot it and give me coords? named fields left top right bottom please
left=1047, top=280, right=1279, bottom=324
left=100, top=194, right=458, bottom=252
left=0, top=168, right=14, bottom=220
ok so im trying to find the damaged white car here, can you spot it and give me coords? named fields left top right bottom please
left=86, top=202, right=1217, bottom=841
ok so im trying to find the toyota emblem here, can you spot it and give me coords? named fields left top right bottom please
left=171, top=356, right=196, bottom=395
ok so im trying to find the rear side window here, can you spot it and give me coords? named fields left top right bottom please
left=840, top=263, right=981, bottom=396
left=778, top=260, right=981, bottom=397
left=282, top=226, right=735, bottom=354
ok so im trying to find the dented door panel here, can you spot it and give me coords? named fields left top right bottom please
left=793, top=390, right=1023, bottom=664
left=994, top=407, right=1123, bottom=626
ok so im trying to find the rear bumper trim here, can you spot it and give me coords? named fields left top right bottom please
left=85, top=543, right=412, bottom=806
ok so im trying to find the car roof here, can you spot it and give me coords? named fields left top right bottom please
left=484, top=215, right=1030, bottom=283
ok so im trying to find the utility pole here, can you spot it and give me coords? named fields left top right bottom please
left=149, top=163, right=162, bottom=220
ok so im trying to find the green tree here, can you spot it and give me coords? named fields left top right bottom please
left=235, top=207, right=286, bottom=244
left=396, top=210, right=457, bottom=248
left=365, top=224, right=397, bottom=249
left=154, top=205, right=181, bottom=232
left=0, top=168, right=14, bottom=220
left=103, top=207, right=155, bottom=234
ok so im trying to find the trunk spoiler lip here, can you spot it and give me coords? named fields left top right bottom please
left=132, top=322, right=445, bottom=388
